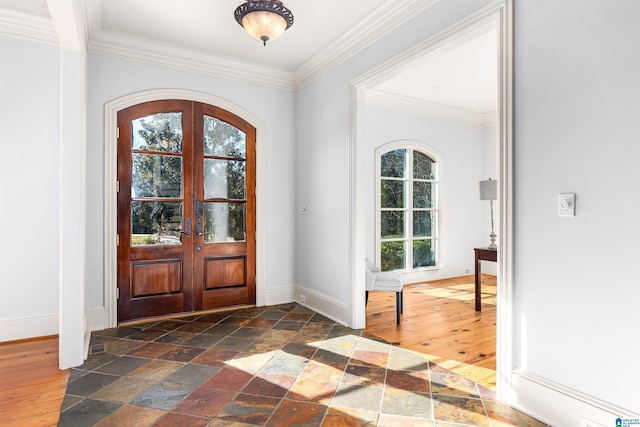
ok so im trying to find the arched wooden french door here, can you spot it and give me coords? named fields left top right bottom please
left=117, top=100, right=256, bottom=322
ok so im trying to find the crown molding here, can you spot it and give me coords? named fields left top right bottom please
left=293, top=0, right=440, bottom=90
left=0, top=7, right=57, bottom=45
left=88, top=32, right=296, bottom=91
left=1, top=1, right=451, bottom=94
left=367, top=89, right=495, bottom=126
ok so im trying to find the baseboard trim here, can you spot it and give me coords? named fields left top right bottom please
left=295, top=286, right=350, bottom=326
left=512, top=369, right=640, bottom=426
left=263, top=286, right=296, bottom=306
left=0, top=314, right=59, bottom=342
left=88, top=307, right=106, bottom=331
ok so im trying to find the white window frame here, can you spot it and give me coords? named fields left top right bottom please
left=375, top=141, right=441, bottom=272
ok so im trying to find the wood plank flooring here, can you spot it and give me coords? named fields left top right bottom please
left=0, top=336, right=69, bottom=427
left=365, top=274, right=497, bottom=390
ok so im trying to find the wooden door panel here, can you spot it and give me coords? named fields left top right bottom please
left=204, top=256, right=246, bottom=289
left=203, top=287, right=249, bottom=309
left=131, top=260, right=182, bottom=296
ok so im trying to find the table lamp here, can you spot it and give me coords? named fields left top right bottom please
left=479, top=178, right=497, bottom=250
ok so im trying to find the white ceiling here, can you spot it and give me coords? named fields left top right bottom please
left=0, top=0, right=497, bottom=119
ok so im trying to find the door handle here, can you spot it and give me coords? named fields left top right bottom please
left=182, top=217, right=191, bottom=237
left=196, top=217, right=203, bottom=237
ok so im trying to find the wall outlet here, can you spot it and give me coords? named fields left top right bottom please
left=299, top=294, right=306, bottom=303
left=465, top=268, right=471, bottom=274
left=580, top=417, right=605, bottom=427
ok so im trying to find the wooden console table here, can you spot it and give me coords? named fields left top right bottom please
left=474, top=247, right=497, bottom=311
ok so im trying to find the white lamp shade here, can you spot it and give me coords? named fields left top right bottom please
left=479, top=179, right=497, bottom=200
left=241, top=11, right=287, bottom=43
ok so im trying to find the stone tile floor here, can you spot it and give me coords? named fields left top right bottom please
left=60, top=303, right=547, bottom=426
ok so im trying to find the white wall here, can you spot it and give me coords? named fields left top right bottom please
left=85, top=53, right=297, bottom=324
left=0, top=35, right=61, bottom=341
left=513, top=0, right=640, bottom=417
left=365, top=106, right=486, bottom=282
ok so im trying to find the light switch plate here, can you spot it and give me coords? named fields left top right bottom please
left=558, top=193, right=575, bottom=216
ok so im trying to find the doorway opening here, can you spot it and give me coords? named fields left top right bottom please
left=350, top=2, right=513, bottom=400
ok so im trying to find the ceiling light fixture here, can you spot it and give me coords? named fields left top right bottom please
left=234, top=0, right=294, bottom=46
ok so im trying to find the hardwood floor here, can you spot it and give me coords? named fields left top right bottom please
left=0, top=336, right=69, bottom=427
left=365, top=274, right=497, bottom=391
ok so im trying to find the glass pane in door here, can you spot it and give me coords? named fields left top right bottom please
left=131, top=201, right=182, bottom=245
left=132, top=154, right=182, bottom=198
left=203, top=159, right=246, bottom=200
left=203, top=116, right=246, bottom=157
left=132, top=113, right=183, bottom=152
left=204, top=202, right=246, bottom=243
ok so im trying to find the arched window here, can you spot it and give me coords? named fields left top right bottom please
left=377, top=145, right=438, bottom=271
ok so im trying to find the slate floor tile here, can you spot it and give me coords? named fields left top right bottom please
left=201, top=324, right=240, bottom=336
left=91, top=375, right=157, bottom=403
left=191, top=348, right=239, bottom=367
left=242, top=372, right=296, bottom=398
left=182, top=333, right=223, bottom=348
left=157, top=346, right=205, bottom=362
left=260, top=352, right=308, bottom=377
left=286, top=377, right=339, bottom=404
left=95, top=355, right=150, bottom=375
left=322, top=407, right=379, bottom=426
left=58, top=398, right=121, bottom=427
left=385, top=369, right=431, bottom=393
left=128, top=359, right=184, bottom=381
left=151, top=411, right=212, bottom=427
left=430, top=373, right=480, bottom=398
left=127, top=329, right=169, bottom=342
left=94, top=404, right=165, bottom=427
left=75, top=352, right=119, bottom=371
left=268, top=399, right=326, bottom=426
left=130, top=381, right=195, bottom=410
left=65, top=372, right=120, bottom=397
left=381, top=388, right=433, bottom=419
left=154, top=331, right=198, bottom=345
left=217, top=393, right=280, bottom=425
left=163, top=363, right=219, bottom=386
left=172, top=386, right=237, bottom=417
left=128, top=342, right=180, bottom=359
left=231, top=327, right=266, bottom=339
left=330, top=383, right=384, bottom=412
left=215, top=337, right=254, bottom=352
left=201, top=367, right=255, bottom=391
left=432, top=395, right=490, bottom=427
left=104, top=338, right=146, bottom=355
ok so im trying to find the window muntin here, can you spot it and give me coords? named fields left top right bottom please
left=379, top=148, right=438, bottom=271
